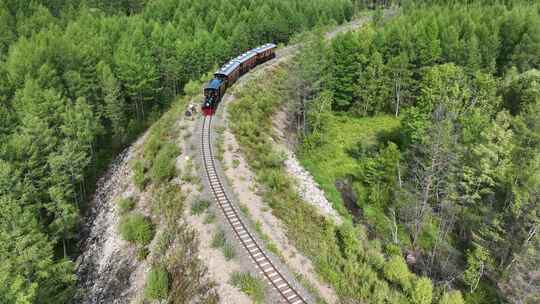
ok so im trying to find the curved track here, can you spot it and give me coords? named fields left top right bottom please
left=200, top=116, right=308, bottom=304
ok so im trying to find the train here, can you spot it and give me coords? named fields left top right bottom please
left=202, top=43, right=277, bottom=116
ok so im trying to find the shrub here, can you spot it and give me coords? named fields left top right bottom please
left=145, top=265, right=169, bottom=300
left=439, top=290, right=465, bottom=304
left=211, top=230, right=226, bottom=248
left=410, top=277, right=433, bottom=304
left=203, top=212, right=216, bottom=224
left=117, top=197, right=135, bottom=215
left=118, top=213, right=155, bottom=246
left=383, top=255, right=412, bottom=291
left=153, top=184, right=184, bottom=225
left=144, top=132, right=162, bottom=164
left=133, top=160, right=146, bottom=190
left=230, top=272, right=265, bottom=303
left=136, top=246, right=149, bottom=261
left=150, top=143, right=178, bottom=183
left=384, top=243, right=402, bottom=257
left=223, top=243, right=235, bottom=260
left=155, top=230, right=174, bottom=256
left=191, top=199, right=210, bottom=215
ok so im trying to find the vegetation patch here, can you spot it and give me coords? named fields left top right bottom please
left=144, top=265, right=169, bottom=300
left=229, top=2, right=540, bottom=303
left=299, top=114, right=400, bottom=216
left=137, top=85, right=219, bottom=303
left=150, top=143, right=179, bottom=183
left=228, top=61, right=440, bottom=303
left=118, top=213, right=155, bottom=246
left=191, top=199, right=211, bottom=215
left=133, top=160, right=147, bottom=190
left=116, top=197, right=135, bottom=215
left=230, top=272, right=266, bottom=303
left=211, top=230, right=227, bottom=248
left=211, top=229, right=235, bottom=260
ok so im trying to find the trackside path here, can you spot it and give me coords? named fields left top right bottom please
left=200, top=116, right=308, bottom=304
left=197, top=13, right=393, bottom=303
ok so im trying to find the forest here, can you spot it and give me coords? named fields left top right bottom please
left=293, top=1, right=539, bottom=303
left=0, top=0, right=357, bottom=302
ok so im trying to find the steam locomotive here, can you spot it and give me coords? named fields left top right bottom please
left=202, top=43, right=277, bottom=116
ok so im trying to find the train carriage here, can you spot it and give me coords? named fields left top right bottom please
left=253, top=43, right=277, bottom=64
left=236, top=51, right=258, bottom=75
left=201, top=43, right=276, bottom=116
left=214, top=60, right=241, bottom=88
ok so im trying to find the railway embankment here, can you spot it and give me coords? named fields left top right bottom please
left=75, top=15, right=376, bottom=304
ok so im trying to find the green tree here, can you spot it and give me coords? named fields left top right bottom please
left=0, top=197, right=76, bottom=304
left=410, top=277, right=433, bottom=304
left=329, top=31, right=363, bottom=111
left=383, top=255, right=412, bottom=290
left=463, top=245, right=493, bottom=293
left=98, top=62, right=126, bottom=142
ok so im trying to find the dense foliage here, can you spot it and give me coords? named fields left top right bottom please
left=295, top=2, right=539, bottom=303
left=0, top=0, right=357, bottom=302
left=229, top=63, right=453, bottom=304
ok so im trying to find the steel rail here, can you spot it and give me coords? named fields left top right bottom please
left=200, top=116, right=307, bottom=304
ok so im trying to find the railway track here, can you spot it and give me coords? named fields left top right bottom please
left=200, top=116, right=308, bottom=304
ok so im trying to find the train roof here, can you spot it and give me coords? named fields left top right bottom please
left=235, top=51, right=257, bottom=64
left=252, top=43, right=277, bottom=54
left=205, top=78, right=223, bottom=90
left=215, top=60, right=240, bottom=77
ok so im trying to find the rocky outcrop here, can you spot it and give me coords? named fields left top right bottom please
left=283, top=151, right=342, bottom=224
left=75, top=145, right=139, bottom=304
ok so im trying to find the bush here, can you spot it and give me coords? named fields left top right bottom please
left=204, top=212, right=216, bottom=224
left=118, top=213, right=155, bottom=246
left=191, top=199, right=210, bottom=215
left=223, top=242, right=236, bottom=260
left=150, top=143, right=178, bottom=183
left=145, top=265, right=169, bottom=300
left=439, top=290, right=465, bottom=304
left=211, top=230, right=226, bottom=248
left=117, top=197, right=135, bottom=215
left=136, top=246, right=149, bottom=261
left=144, top=132, right=162, bottom=164
left=133, top=160, right=146, bottom=190
left=410, top=277, right=433, bottom=304
left=383, top=255, right=412, bottom=291
left=230, top=272, right=265, bottom=303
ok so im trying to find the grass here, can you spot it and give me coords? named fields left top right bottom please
left=299, top=114, right=400, bottom=216
left=211, top=230, right=226, bottom=248
left=118, top=213, right=155, bottom=246
left=230, top=272, right=266, bottom=303
left=150, top=143, right=179, bottom=183
left=222, top=242, right=236, bottom=260
left=211, top=229, right=235, bottom=260
left=144, top=265, right=169, bottom=300
left=117, top=197, right=135, bottom=215
left=132, top=160, right=146, bottom=190
left=203, top=212, right=216, bottom=224
left=191, top=199, right=210, bottom=215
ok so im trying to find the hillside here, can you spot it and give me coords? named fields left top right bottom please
left=1, top=1, right=538, bottom=304
left=230, top=1, right=539, bottom=304
left=0, top=1, right=360, bottom=303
